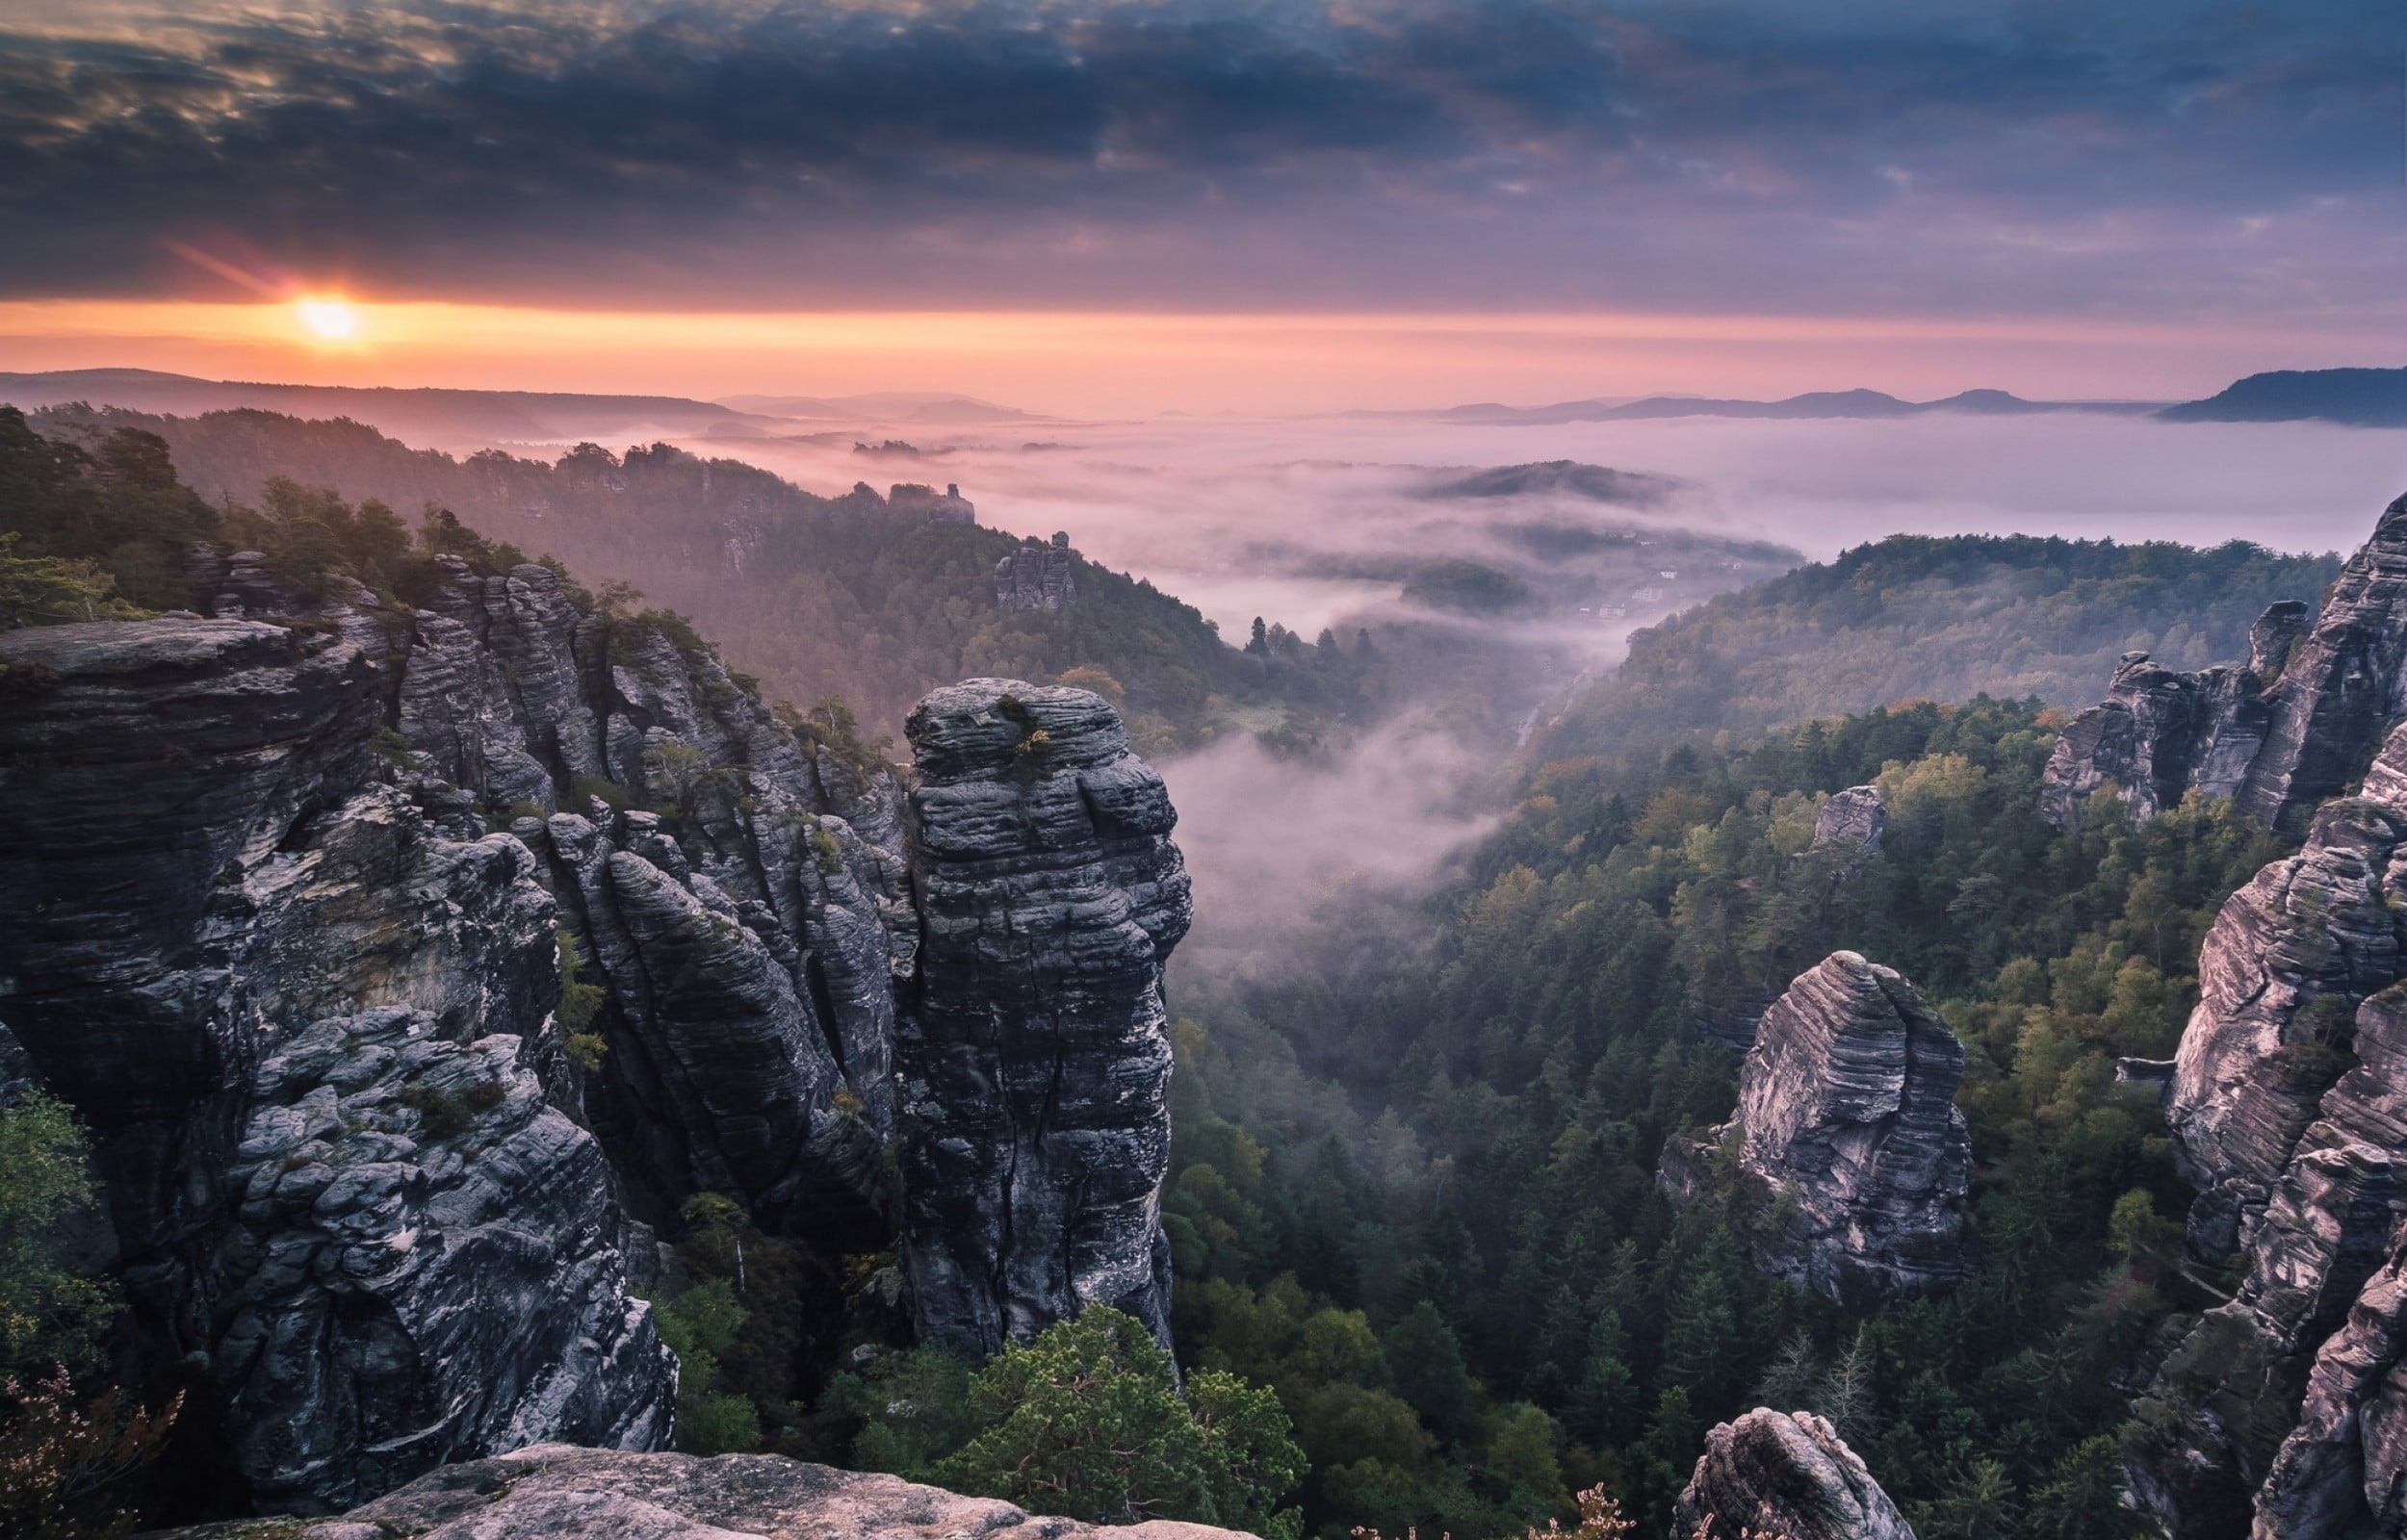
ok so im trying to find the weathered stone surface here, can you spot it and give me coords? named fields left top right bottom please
left=2239, top=497, right=2407, bottom=832
left=2044, top=496, right=2407, bottom=834
left=1810, top=785, right=1885, bottom=856
left=214, top=1010, right=674, bottom=1513
left=1671, top=1409, right=1915, bottom=1540
left=2166, top=727, right=2407, bottom=1265
left=142, top=1444, right=1259, bottom=1540
left=2039, top=649, right=2273, bottom=826
left=1670, top=952, right=1973, bottom=1313
left=899, top=680, right=1191, bottom=1356
left=994, top=533, right=1078, bottom=612
left=2131, top=719, right=2407, bottom=1537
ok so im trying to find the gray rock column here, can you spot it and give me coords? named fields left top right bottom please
left=897, top=680, right=1191, bottom=1357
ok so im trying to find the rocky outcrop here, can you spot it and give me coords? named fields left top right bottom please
left=995, top=533, right=1078, bottom=612
left=2038, top=647, right=2278, bottom=825
left=1667, top=953, right=1973, bottom=1312
left=2129, top=719, right=2407, bottom=1537
left=2044, top=495, right=2407, bottom=834
left=144, top=1443, right=1260, bottom=1540
left=898, top=680, right=1190, bottom=1356
left=1671, top=1409, right=1915, bottom=1540
left=1811, top=785, right=1884, bottom=856
left=889, top=481, right=976, bottom=524
left=216, top=1009, right=674, bottom=1512
left=0, top=616, right=678, bottom=1513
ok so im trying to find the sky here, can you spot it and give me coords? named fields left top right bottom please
left=1, top=0, right=2402, bottom=412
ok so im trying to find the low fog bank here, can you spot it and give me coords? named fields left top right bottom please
left=1159, top=717, right=1501, bottom=981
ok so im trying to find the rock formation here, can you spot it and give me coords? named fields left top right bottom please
left=995, top=532, right=1078, bottom=612
left=898, top=680, right=1191, bottom=1357
left=1665, top=952, right=1973, bottom=1312
left=2126, top=719, right=2407, bottom=1537
left=1671, top=1409, right=1915, bottom=1540
left=217, top=1009, right=674, bottom=1511
left=2043, top=494, right=2407, bottom=834
left=1810, top=785, right=1885, bottom=856
left=0, top=557, right=1195, bottom=1514
left=143, top=1442, right=1261, bottom=1540
left=889, top=481, right=976, bottom=524
left=0, top=616, right=677, bottom=1511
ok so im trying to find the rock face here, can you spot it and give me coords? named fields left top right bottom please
left=145, top=1443, right=1259, bottom=1540
left=217, top=1010, right=674, bottom=1512
left=2043, top=495, right=2407, bottom=834
left=1811, top=785, right=1885, bottom=856
left=995, top=533, right=1078, bottom=612
left=1672, top=952, right=1973, bottom=1312
left=898, top=680, right=1191, bottom=1357
left=2128, top=720, right=2407, bottom=1538
left=0, top=616, right=677, bottom=1512
left=1671, top=1409, right=1915, bottom=1540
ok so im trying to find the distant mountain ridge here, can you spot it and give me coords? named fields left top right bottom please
left=2160, top=365, right=2407, bottom=426
left=1392, top=387, right=2163, bottom=425
left=0, top=369, right=1043, bottom=449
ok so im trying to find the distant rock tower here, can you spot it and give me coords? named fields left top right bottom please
left=995, top=532, right=1078, bottom=612
left=889, top=481, right=976, bottom=524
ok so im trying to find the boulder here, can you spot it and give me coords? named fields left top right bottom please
left=140, top=1443, right=1260, bottom=1540
left=1810, top=785, right=1884, bottom=856
left=1671, top=1408, right=1915, bottom=1540
left=1669, top=952, right=1973, bottom=1312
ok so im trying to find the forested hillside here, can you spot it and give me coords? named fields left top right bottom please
left=20, top=403, right=1378, bottom=745
left=1542, top=534, right=2342, bottom=759
left=1055, top=700, right=2272, bottom=1540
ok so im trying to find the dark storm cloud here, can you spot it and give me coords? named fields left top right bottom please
left=0, top=0, right=2398, bottom=311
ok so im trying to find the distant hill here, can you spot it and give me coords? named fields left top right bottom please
left=2160, top=367, right=2407, bottom=426
left=1536, top=532, right=2343, bottom=760
left=718, top=392, right=1044, bottom=423
left=1408, top=388, right=2161, bottom=425
left=21, top=402, right=1315, bottom=744
left=1419, top=459, right=1680, bottom=504
left=0, top=368, right=795, bottom=448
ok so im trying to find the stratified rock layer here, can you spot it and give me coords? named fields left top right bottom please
left=1811, top=785, right=1885, bottom=856
left=898, top=680, right=1191, bottom=1356
left=2043, top=495, right=2407, bottom=834
left=1671, top=1409, right=1915, bottom=1540
left=1685, top=952, right=1973, bottom=1312
left=216, top=1010, right=674, bottom=1512
left=2129, top=719, right=2407, bottom=1538
left=143, top=1443, right=1259, bottom=1540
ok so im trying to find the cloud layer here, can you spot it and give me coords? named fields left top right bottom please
left=3, top=0, right=2399, bottom=318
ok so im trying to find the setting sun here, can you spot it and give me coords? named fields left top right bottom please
left=295, top=296, right=358, bottom=340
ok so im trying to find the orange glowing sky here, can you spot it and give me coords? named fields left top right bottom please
left=4, top=297, right=2399, bottom=417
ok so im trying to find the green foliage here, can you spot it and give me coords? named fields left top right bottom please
left=0, top=534, right=142, bottom=629
left=29, top=406, right=1372, bottom=744
left=1546, top=532, right=2342, bottom=758
left=654, top=1279, right=763, bottom=1456
left=0, top=1092, right=118, bottom=1379
left=1162, top=691, right=2249, bottom=1538
left=924, top=1306, right=1305, bottom=1533
left=0, top=407, right=216, bottom=611
left=556, top=930, right=608, bottom=1036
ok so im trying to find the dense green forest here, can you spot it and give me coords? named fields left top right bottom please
left=22, top=403, right=1387, bottom=746
left=1543, top=533, right=2342, bottom=758
left=1108, top=701, right=2274, bottom=1540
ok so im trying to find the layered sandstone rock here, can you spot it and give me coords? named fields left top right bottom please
left=2129, top=719, right=2407, bottom=1537
left=898, top=680, right=1191, bottom=1356
left=1669, top=952, right=1973, bottom=1312
left=2043, top=495, right=2407, bottom=834
left=143, top=1443, right=1260, bottom=1540
left=1671, top=1409, right=1915, bottom=1540
left=994, top=533, right=1078, bottom=612
left=0, top=618, right=677, bottom=1513
left=1810, top=785, right=1885, bottom=856
left=216, top=1010, right=674, bottom=1512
